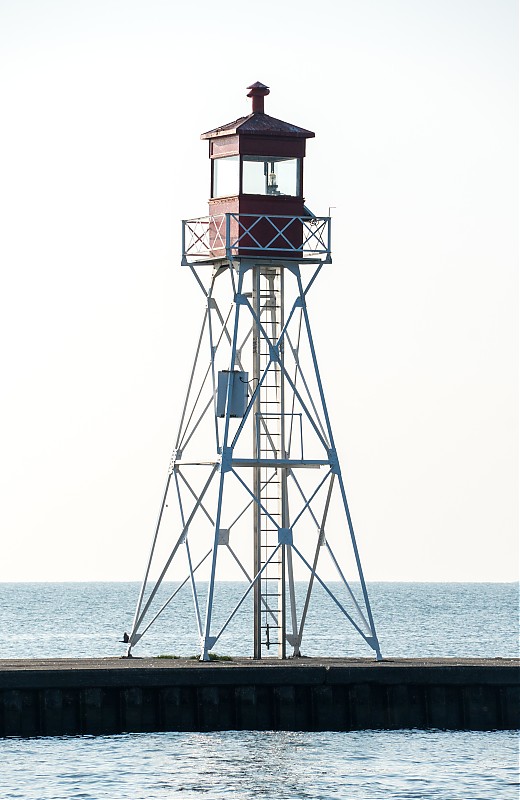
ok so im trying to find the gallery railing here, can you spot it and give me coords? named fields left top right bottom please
left=182, top=213, right=331, bottom=264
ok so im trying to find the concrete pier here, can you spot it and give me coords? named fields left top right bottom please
left=0, top=657, right=518, bottom=737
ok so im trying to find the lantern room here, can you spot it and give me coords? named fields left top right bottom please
left=182, top=83, right=332, bottom=264
left=200, top=82, right=314, bottom=257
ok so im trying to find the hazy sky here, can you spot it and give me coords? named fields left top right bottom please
left=0, top=0, right=517, bottom=582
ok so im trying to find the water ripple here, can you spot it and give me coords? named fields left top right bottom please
left=1, top=730, right=518, bottom=800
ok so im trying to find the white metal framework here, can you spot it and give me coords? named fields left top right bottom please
left=125, top=213, right=382, bottom=661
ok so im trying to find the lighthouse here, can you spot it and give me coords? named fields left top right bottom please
left=125, top=83, right=382, bottom=662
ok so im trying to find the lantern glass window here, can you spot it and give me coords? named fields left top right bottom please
left=242, top=156, right=301, bottom=197
left=212, top=156, right=239, bottom=198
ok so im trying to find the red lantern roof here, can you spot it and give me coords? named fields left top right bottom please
left=201, top=82, right=315, bottom=141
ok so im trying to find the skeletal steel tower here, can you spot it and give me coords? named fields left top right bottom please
left=125, top=83, right=382, bottom=661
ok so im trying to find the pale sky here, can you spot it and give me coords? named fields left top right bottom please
left=0, top=0, right=517, bottom=582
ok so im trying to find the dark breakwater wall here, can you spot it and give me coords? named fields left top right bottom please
left=0, top=657, right=518, bottom=737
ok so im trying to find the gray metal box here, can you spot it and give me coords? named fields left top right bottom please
left=217, top=370, right=248, bottom=418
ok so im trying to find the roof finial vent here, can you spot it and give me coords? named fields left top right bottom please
left=247, top=81, right=270, bottom=114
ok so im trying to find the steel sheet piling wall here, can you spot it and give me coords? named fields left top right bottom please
left=0, top=658, right=518, bottom=737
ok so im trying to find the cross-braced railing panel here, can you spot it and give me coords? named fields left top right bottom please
left=182, top=214, right=331, bottom=263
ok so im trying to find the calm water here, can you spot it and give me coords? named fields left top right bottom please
left=0, top=582, right=518, bottom=799
left=0, top=730, right=518, bottom=800
left=0, top=581, right=518, bottom=659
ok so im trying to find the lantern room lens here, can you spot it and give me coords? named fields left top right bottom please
left=242, top=156, right=301, bottom=197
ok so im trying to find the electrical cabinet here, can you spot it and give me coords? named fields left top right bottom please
left=216, top=370, right=248, bottom=418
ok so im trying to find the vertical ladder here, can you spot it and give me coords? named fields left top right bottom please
left=253, top=266, right=286, bottom=658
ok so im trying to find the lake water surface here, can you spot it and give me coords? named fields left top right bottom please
left=0, top=582, right=518, bottom=799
